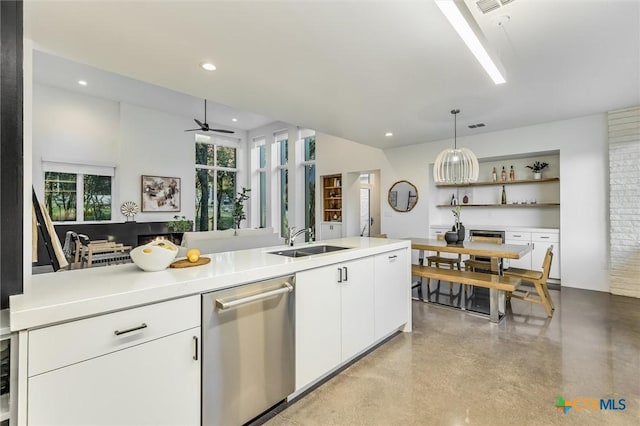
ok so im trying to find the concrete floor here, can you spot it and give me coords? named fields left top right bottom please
left=266, top=287, right=640, bottom=425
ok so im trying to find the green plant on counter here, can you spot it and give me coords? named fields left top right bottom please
left=526, top=161, right=549, bottom=173
left=232, top=187, right=251, bottom=229
left=167, top=215, right=192, bottom=232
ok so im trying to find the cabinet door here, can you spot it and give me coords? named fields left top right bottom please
left=340, top=257, right=375, bottom=361
left=28, top=327, right=200, bottom=426
left=532, top=241, right=561, bottom=280
left=504, top=232, right=532, bottom=270
left=320, top=223, right=342, bottom=240
left=295, top=266, right=342, bottom=390
left=374, top=249, right=409, bottom=340
left=505, top=240, right=532, bottom=270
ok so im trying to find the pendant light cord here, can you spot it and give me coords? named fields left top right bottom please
left=451, top=109, right=460, bottom=149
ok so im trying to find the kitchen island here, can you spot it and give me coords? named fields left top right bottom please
left=10, top=237, right=411, bottom=425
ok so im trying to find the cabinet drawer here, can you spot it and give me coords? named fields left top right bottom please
left=28, top=295, right=200, bottom=377
left=532, top=232, right=559, bottom=243
left=505, top=231, right=531, bottom=241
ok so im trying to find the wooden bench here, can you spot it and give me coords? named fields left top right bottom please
left=411, top=264, right=522, bottom=323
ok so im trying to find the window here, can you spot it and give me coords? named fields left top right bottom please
left=258, top=143, right=267, bottom=228
left=276, top=131, right=289, bottom=236
left=302, top=134, right=316, bottom=241
left=195, top=137, right=239, bottom=231
left=43, top=162, right=114, bottom=222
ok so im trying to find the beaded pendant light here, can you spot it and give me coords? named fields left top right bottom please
left=433, top=109, right=479, bottom=183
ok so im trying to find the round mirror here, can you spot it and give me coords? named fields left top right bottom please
left=388, top=180, right=418, bottom=212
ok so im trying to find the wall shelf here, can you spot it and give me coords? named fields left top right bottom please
left=435, top=177, right=559, bottom=188
left=322, top=174, right=342, bottom=222
left=437, top=203, right=560, bottom=208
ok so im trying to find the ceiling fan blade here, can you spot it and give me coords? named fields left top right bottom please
left=209, top=129, right=235, bottom=134
left=194, top=118, right=205, bottom=127
left=184, top=129, right=201, bottom=132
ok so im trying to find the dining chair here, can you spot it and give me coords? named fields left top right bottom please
left=463, top=236, right=503, bottom=272
left=425, top=250, right=462, bottom=303
left=462, top=235, right=502, bottom=302
left=504, top=245, right=555, bottom=317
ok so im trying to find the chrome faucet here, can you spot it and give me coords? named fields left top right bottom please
left=287, top=227, right=313, bottom=246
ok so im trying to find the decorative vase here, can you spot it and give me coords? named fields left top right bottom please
left=444, top=231, right=458, bottom=245
left=533, top=172, right=542, bottom=180
left=452, top=223, right=465, bottom=243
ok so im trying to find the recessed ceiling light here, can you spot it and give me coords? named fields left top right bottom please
left=232, top=118, right=238, bottom=122
left=385, top=132, right=393, bottom=137
left=78, top=80, right=88, bottom=86
left=201, top=62, right=217, bottom=71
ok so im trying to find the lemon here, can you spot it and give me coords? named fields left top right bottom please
left=142, top=248, right=153, bottom=254
left=186, top=248, right=201, bottom=263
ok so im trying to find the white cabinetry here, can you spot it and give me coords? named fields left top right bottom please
left=374, top=249, right=409, bottom=340
left=505, top=231, right=533, bottom=270
left=26, top=296, right=201, bottom=426
left=532, top=232, right=560, bottom=280
left=295, top=257, right=376, bottom=390
left=320, top=222, right=342, bottom=240
left=505, top=230, right=560, bottom=280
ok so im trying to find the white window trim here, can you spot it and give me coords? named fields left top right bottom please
left=43, top=160, right=116, bottom=224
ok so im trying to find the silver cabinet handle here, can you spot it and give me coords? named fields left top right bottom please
left=338, top=267, right=343, bottom=283
left=388, top=255, right=398, bottom=260
left=216, top=282, right=293, bottom=310
left=540, top=236, right=550, bottom=239
left=513, top=234, right=522, bottom=237
left=114, top=323, right=147, bottom=336
left=193, top=336, right=198, bottom=361
left=343, top=266, right=348, bottom=281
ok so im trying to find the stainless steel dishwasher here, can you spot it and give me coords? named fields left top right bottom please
left=202, top=275, right=295, bottom=426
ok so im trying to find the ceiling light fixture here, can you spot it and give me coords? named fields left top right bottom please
left=433, top=109, right=479, bottom=183
left=232, top=118, right=238, bottom=122
left=201, top=62, right=217, bottom=71
left=435, top=0, right=506, bottom=84
left=385, top=132, right=393, bottom=137
left=78, top=80, right=88, bottom=86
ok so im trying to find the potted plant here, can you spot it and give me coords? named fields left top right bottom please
left=232, top=187, right=251, bottom=230
left=526, top=161, right=549, bottom=179
left=167, top=215, right=192, bottom=245
left=450, top=205, right=465, bottom=243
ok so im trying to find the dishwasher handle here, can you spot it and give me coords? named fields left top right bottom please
left=215, top=282, right=293, bottom=310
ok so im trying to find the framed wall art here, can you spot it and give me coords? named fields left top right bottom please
left=141, top=175, right=181, bottom=212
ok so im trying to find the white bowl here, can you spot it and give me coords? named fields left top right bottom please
left=130, top=240, right=179, bottom=272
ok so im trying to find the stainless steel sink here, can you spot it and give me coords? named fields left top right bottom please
left=270, top=245, right=348, bottom=258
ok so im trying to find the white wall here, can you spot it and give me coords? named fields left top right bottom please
left=32, top=84, right=120, bottom=197
left=316, top=132, right=388, bottom=238
left=380, top=114, right=609, bottom=292
left=32, top=83, right=248, bottom=225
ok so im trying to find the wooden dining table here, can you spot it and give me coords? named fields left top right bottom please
left=407, top=238, right=532, bottom=321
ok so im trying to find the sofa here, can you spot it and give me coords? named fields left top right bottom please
left=180, top=227, right=282, bottom=255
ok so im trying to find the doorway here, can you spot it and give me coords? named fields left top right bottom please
left=359, top=171, right=380, bottom=237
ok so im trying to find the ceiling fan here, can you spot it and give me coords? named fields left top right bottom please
left=185, top=99, right=235, bottom=134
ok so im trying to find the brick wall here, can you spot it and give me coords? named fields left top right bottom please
left=608, top=106, right=640, bottom=298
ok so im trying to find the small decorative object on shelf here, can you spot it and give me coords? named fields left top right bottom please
left=492, top=167, right=497, bottom=182
left=509, top=165, right=515, bottom=181
left=526, top=161, right=549, bottom=180
left=450, top=193, right=457, bottom=206
left=501, top=166, right=507, bottom=181
left=501, top=185, right=507, bottom=205
left=462, top=194, right=469, bottom=204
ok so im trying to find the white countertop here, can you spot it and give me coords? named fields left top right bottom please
left=10, top=237, right=409, bottom=331
left=430, top=224, right=559, bottom=233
